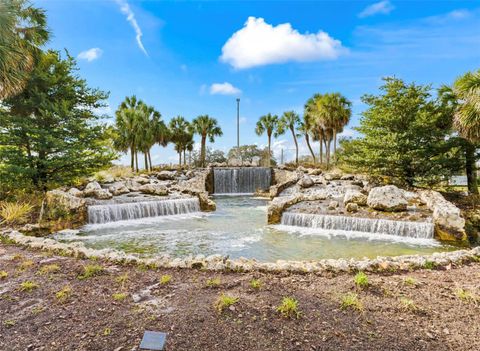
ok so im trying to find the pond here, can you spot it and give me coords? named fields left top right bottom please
left=55, top=196, right=457, bottom=262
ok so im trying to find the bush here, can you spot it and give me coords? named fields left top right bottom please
left=354, top=272, right=369, bottom=289
left=277, top=296, right=301, bottom=318
left=78, top=264, right=104, bottom=280
left=0, top=201, right=33, bottom=225
left=214, top=293, right=239, bottom=313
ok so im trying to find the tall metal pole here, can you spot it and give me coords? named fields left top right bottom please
left=236, top=98, right=240, bottom=150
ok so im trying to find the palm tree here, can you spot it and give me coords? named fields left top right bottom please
left=440, top=69, right=480, bottom=194
left=276, top=111, right=301, bottom=165
left=0, top=0, right=49, bottom=99
left=255, top=113, right=278, bottom=167
left=298, top=115, right=316, bottom=164
left=325, top=93, right=352, bottom=161
left=190, top=115, right=223, bottom=168
left=169, top=116, right=191, bottom=166
left=305, top=94, right=327, bottom=164
left=137, top=103, right=168, bottom=171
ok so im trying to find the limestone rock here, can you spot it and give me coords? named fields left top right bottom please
left=125, top=179, right=142, bottom=192
left=108, top=182, right=130, bottom=196
left=298, top=175, right=314, bottom=188
left=227, top=157, right=242, bottom=167
left=45, top=189, right=87, bottom=218
left=345, top=203, right=359, bottom=213
left=344, top=189, right=367, bottom=206
left=251, top=156, right=261, bottom=167
left=324, top=172, right=342, bottom=181
left=139, top=184, right=168, bottom=196
left=328, top=200, right=339, bottom=210
left=133, top=176, right=150, bottom=185
left=83, top=181, right=102, bottom=196
left=367, top=185, right=408, bottom=212
left=93, top=189, right=113, bottom=200
left=67, top=187, right=83, bottom=198
left=157, top=170, right=176, bottom=181
left=197, top=192, right=216, bottom=211
left=340, top=174, right=355, bottom=180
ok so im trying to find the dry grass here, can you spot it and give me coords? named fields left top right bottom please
left=0, top=201, right=33, bottom=225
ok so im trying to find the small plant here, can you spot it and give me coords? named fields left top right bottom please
left=206, top=277, right=221, bottom=287
left=18, top=260, right=34, bottom=271
left=3, top=320, right=15, bottom=328
left=0, top=271, right=8, bottom=280
left=340, top=293, right=363, bottom=311
left=103, top=327, right=111, bottom=336
left=160, top=274, right=172, bottom=285
left=19, top=281, right=39, bottom=292
left=31, top=305, right=45, bottom=314
left=0, top=201, right=33, bottom=225
left=250, top=279, right=262, bottom=289
left=115, top=273, right=129, bottom=286
left=403, top=277, right=417, bottom=286
left=455, top=288, right=477, bottom=303
left=78, top=264, right=104, bottom=280
left=423, top=261, right=436, bottom=270
left=214, top=293, right=239, bottom=313
left=12, top=253, right=23, bottom=261
left=399, top=297, right=418, bottom=312
left=277, top=296, right=301, bottom=319
left=38, top=264, right=60, bottom=275
left=354, top=272, right=369, bottom=289
left=112, top=293, right=128, bottom=301
left=55, top=286, right=72, bottom=302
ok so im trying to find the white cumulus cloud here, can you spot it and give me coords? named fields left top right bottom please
left=210, top=82, right=242, bottom=95
left=358, top=1, right=395, bottom=18
left=115, top=0, right=148, bottom=56
left=77, top=48, right=103, bottom=62
left=220, top=17, right=345, bottom=69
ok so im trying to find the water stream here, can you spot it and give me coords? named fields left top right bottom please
left=213, top=167, right=271, bottom=194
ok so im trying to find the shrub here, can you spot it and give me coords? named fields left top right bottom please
left=455, top=288, right=478, bottom=303
left=277, top=297, right=301, bottom=319
left=3, top=320, right=15, bottom=328
left=18, top=260, right=34, bottom=271
left=115, top=273, right=129, bottom=286
left=78, top=264, right=104, bottom=280
left=38, top=264, right=60, bottom=275
left=340, top=293, right=363, bottom=311
left=0, top=201, right=33, bottom=225
left=249, top=279, right=262, bottom=289
left=206, top=278, right=221, bottom=287
left=112, top=293, right=128, bottom=301
left=19, top=281, right=39, bottom=292
left=403, top=277, right=417, bottom=286
left=423, top=261, right=436, bottom=270
left=399, top=297, right=418, bottom=312
left=354, top=272, right=369, bottom=289
left=214, top=293, right=239, bottom=313
left=55, top=286, right=72, bottom=302
left=160, top=274, right=172, bottom=285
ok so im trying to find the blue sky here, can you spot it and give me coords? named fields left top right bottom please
left=37, top=0, right=480, bottom=165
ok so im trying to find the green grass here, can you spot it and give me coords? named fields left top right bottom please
left=214, top=293, right=239, bottom=313
left=423, top=261, right=436, bottom=270
left=354, top=272, right=369, bottom=289
left=103, top=327, right=112, bottom=336
left=249, top=279, right=262, bottom=289
left=55, top=286, right=72, bottom=302
left=112, top=293, right=128, bottom=301
left=277, top=296, right=301, bottom=319
left=3, top=320, right=16, bottom=328
left=403, top=277, right=417, bottom=286
left=19, top=281, right=39, bottom=292
left=206, top=277, right=221, bottom=287
left=455, top=288, right=477, bottom=303
left=340, top=293, right=363, bottom=311
left=160, top=274, right=172, bottom=285
left=115, top=273, right=129, bottom=286
left=18, top=260, right=34, bottom=271
left=38, top=264, right=60, bottom=275
left=399, top=297, right=418, bottom=312
left=0, top=271, right=8, bottom=280
left=78, top=264, right=104, bottom=280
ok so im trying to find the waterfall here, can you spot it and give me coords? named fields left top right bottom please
left=213, top=167, right=272, bottom=194
left=87, top=198, right=201, bottom=224
left=281, top=212, right=434, bottom=239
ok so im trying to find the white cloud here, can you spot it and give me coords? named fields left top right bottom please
left=209, top=82, right=242, bottom=95
left=358, top=1, right=395, bottom=18
left=115, top=0, right=148, bottom=56
left=220, top=17, right=345, bottom=69
left=78, top=48, right=103, bottom=62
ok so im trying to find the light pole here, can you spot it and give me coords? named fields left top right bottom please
left=236, top=98, right=240, bottom=150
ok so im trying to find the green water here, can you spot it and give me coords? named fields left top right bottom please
left=55, top=196, right=457, bottom=262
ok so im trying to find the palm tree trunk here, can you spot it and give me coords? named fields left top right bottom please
left=135, top=152, right=139, bottom=172
left=130, top=144, right=135, bottom=171
left=201, top=135, right=207, bottom=168
left=267, top=133, right=272, bottom=167
left=466, top=142, right=478, bottom=195
left=319, top=132, right=323, bottom=164
left=148, top=150, right=153, bottom=171
left=325, top=138, right=331, bottom=168
left=291, top=126, right=298, bottom=165
left=144, top=152, right=148, bottom=171
left=333, top=130, right=337, bottom=163
left=305, top=133, right=316, bottom=164
left=178, top=151, right=182, bottom=166
left=183, top=149, right=186, bottom=166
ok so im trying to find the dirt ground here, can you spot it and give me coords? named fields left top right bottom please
left=1, top=243, right=479, bottom=351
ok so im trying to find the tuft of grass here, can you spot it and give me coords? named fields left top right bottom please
left=0, top=201, right=33, bottom=225
left=354, top=272, right=369, bottom=289
left=3, top=320, right=16, bottom=328
left=112, top=293, right=128, bottom=301
left=115, top=273, right=129, bottom=286
left=31, top=305, right=45, bottom=314
left=399, top=297, right=418, bottom=312
left=103, top=327, right=111, bottom=336
left=206, top=277, right=221, bottom=288
left=55, top=286, right=72, bottom=302
left=403, top=277, right=417, bottom=286
left=38, top=264, right=60, bottom=275
left=18, top=260, right=34, bottom=271
left=78, top=264, right=104, bottom=280
left=249, top=279, right=262, bottom=289
left=160, top=274, right=172, bottom=285
left=19, top=281, right=39, bottom=292
left=340, top=293, right=363, bottom=311
left=455, top=288, right=477, bottom=303
left=277, top=296, right=301, bottom=319
left=214, top=293, right=239, bottom=313
left=423, top=261, right=436, bottom=270
left=0, top=271, right=8, bottom=280
left=12, top=253, right=23, bottom=261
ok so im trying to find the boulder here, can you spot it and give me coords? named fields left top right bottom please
left=324, top=172, right=342, bottom=181
left=197, top=192, right=216, bottom=211
left=125, top=179, right=142, bottom=192
left=139, top=184, right=168, bottom=196
left=83, top=181, right=102, bottom=197
left=45, top=189, right=87, bottom=220
left=108, top=182, right=130, bottom=196
left=345, top=202, right=359, bottom=213
left=298, top=175, right=314, bottom=188
left=94, top=189, right=113, bottom=200
left=157, top=170, right=176, bottom=181
left=328, top=200, right=339, bottom=210
left=227, top=157, right=242, bottom=167
left=297, top=166, right=308, bottom=173
left=251, top=156, right=261, bottom=167
left=340, top=174, right=355, bottom=181
left=133, top=176, right=150, bottom=185
left=67, top=187, right=83, bottom=198
left=267, top=193, right=327, bottom=224
left=308, top=169, right=323, bottom=176
left=344, top=189, right=367, bottom=206
left=367, top=185, right=408, bottom=212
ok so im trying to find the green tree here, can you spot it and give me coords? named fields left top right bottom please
left=190, top=115, right=223, bottom=168
left=255, top=113, right=278, bottom=167
left=0, top=50, right=116, bottom=191
left=339, top=77, right=461, bottom=187
left=169, top=116, right=191, bottom=166
left=439, top=69, right=480, bottom=194
left=277, top=111, right=301, bottom=165
left=192, top=147, right=226, bottom=166
left=137, top=103, right=168, bottom=171
left=0, top=0, right=49, bottom=99
left=298, top=114, right=316, bottom=164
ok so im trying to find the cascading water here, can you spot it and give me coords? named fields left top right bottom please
left=281, top=212, right=434, bottom=239
left=213, top=167, right=272, bottom=194
left=87, top=198, right=200, bottom=224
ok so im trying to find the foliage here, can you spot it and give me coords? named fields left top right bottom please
left=55, top=285, right=72, bottom=302
left=191, top=147, right=226, bottom=166
left=339, top=78, right=462, bottom=187
left=227, top=144, right=275, bottom=166
left=0, top=50, right=116, bottom=192
left=78, top=264, right=104, bottom=280
left=403, top=277, right=417, bottom=286
left=277, top=111, right=301, bottom=165
left=115, top=273, right=129, bottom=287
left=340, top=292, right=363, bottom=311
left=354, top=272, right=369, bottom=289
left=214, top=293, right=239, bottom=313
left=399, top=297, right=418, bottom=312
left=455, top=288, right=478, bottom=303
left=169, top=116, right=193, bottom=166
left=277, top=296, right=301, bottom=318
left=18, top=259, right=34, bottom=271
left=112, top=292, right=128, bottom=301
left=249, top=279, right=262, bottom=289
left=255, top=113, right=278, bottom=167
left=0, top=201, right=33, bottom=225
left=206, top=277, right=221, bottom=287
left=19, top=280, right=39, bottom=292
left=0, top=271, right=8, bottom=280
left=0, top=0, right=49, bottom=99
left=160, top=274, right=172, bottom=285
left=190, top=115, right=223, bottom=168
left=38, top=264, right=60, bottom=275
